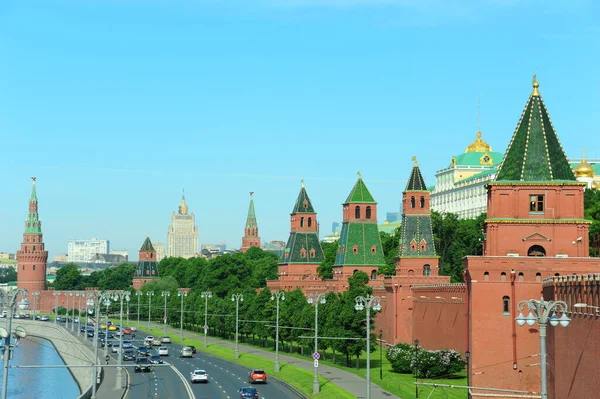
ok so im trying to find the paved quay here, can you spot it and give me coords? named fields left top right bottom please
left=148, top=321, right=399, bottom=399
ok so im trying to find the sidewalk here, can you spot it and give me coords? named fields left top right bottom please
left=148, top=322, right=399, bottom=399
left=67, top=327, right=127, bottom=399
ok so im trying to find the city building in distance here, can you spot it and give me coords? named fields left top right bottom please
left=152, top=242, right=165, bottom=262
left=67, top=238, right=110, bottom=262
left=167, top=190, right=199, bottom=259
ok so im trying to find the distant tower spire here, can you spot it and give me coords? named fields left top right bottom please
left=241, top=192, right=260, bottom=252
left=178, top=189, right=188, bottom=215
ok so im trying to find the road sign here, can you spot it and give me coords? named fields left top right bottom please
left=163, top=316, right=167, bottom=323
left=312, top=352, right=320, bottom=360
left=203, top=324, right=209, bottom=330
left=314, top=360, right=319, bottom=368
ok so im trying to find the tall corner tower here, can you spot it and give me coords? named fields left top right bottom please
left=241, top=192, right=261, bottom=252
left=133, top=236, right=160, bottom=290
left=396, top=157, right=439, bottom=276
left=17, top=177, right=48, bottom=292
left=333, top=172, right=385, bottom=280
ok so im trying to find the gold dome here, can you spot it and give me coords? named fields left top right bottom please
left=574, top=157, right=595, bottom=178
left=466, top=131, right=492, bottom=153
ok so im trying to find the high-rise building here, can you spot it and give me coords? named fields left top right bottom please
left=152, top=242, right=165, bottom=262
left=16, top=177, right=48, bottom=292
left=331, top=222, right=341, bottom=234
left=167, top=191, right=199, bottom=259
left=241, top=192, right=261, bottom=252
left=67, top=238, right=110, bottom=262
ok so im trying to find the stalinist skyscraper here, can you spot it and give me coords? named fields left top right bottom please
left=167, top=191, right=199, bottom=258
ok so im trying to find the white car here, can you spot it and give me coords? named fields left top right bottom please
left=130, top=326, right=137, bottom=332
left=161, top=336, right=172, bottom=343
left=151, top=339, right=162, bottom=346
left=158, top=347, right=169, bottom=356
left=145, top=336, right=154, bottom=342
left=190, top=369, right=208, bottom=383
left=180, top=347, right=193, bottom=358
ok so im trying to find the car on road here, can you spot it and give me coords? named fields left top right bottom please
left=137, top=347, right=150, bottom=356
left=80, top=325, right=87, bottom=332
left=248, top=369, right=267, bottom=384
left=134, top=357, right=151, bottom=373
left=123, top=328, right=132, bottom=335
left=122, top=350, right=136, bottom=361
left=180, top=347, right=193, bottom=358
left=190, top=370, right=209, bottom=383
left=189, top=346, right=197, bottom=354
left=99, top=340, right=113, bottom=348
left=40, top=316, right=50, bottom=321
left=149, top=354, right=163, bottom=364
left=158, top=347, right=169, bottom=356
left=130, top=326, right=137, bottom=332
left=160, top=336, right=172, bottom=343
left=145, top=336, right=154, bottom=342
left=151, top=338, right=162, bottom=346
left=238, top=387, right=259, bottom=398
left=87, top=330, right=95, bottom=337
left=111, top=344, right=121, bottom=354
left=122, top=341, right=134, bottom=349
left=108, top=325, right=117, bottom=331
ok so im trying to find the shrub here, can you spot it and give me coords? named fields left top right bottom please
left=386, top=343, right=414, bottom=373
left=388, top=344, right=466, bottom=378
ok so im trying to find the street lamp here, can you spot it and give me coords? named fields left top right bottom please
left=231, top=293, right=244, bottom=359
left=126, top=296, right=130, bottom=326
left=65, top=293, right=70, bottom=330
left=113, top=291, right=130, bottom=389
left=135, top=291, right=142, bottom=329
left=0, top=288, right=29, bottom=399
left=307, top=293, right=326, bottom=395
left=515, top=297, right=570, bottom=399
left=86, top=290, right=112, bottom=399
left=161, top=291, right=170, bottom=336
left=465, top=349, right=471, bottom=397
left=70, top=293, right=76, bottom=332
left=355, top=295, right=382, bottom=399
left=147, top=291, right=154, bottom=330
left=32, top=291, right=40, bottom=319
left=414, top=338, right=420, bottom=399
left=201, top=291, right=212, bottom=347
left=103, top=298, right=111, bottom=359
left=177, top=290, right=188, bottom=341
left=270, top=291, right=285, bottom=372
left=379, top=329, right=383, bottom=380
left=77, top=293, right=83, bottom=336
left=53, top=291, right=61, bottom=324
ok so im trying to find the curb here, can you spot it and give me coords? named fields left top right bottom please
left=269, top=375, right=310, bottom=399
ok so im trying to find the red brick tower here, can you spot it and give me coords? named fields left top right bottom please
left=241, top=192, right=260, bottom=252
left=465, top=76, right=600, bottom=396
left=16, top=177, right=48, bottom=293
left=132, top=237, right=160, bottom=290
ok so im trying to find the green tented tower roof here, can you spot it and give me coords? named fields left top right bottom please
left=495, top=76, right=576, bottom=182
left=282, top=232, right=325, bottom=263
left=140, top=236, right=154, bottom=252
left=292, top=184, right=315, bottom=214
left=246, top=194, right=258, bottom=229
left=406, top=160, right=427, bottom=191
left=344, top=174, right=376, bottom=204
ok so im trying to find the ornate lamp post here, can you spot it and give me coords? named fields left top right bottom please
left=231, top=293, right=244, bottom=359
left=465, top=349, right=471, bottom=398
left=515, top=297, right=570, bottom=399
left=270, top=291, right=285, bottom=372
left=65, top=292, right=70, bottom=330
left=32, top=291, right=40, bottom=319
left=414, top=338, right=420, bottom=399
left=0, top=288, right=30, bottom=399
left=307, top=293, right=326, bottom=395
left=161, top=291, right=170, bottom=336
left=146, top=291, right=154, bottom=329
left=113, top=291, right=130, bottom=389
left=379, top=329, right=383, bottom=380
left=177, top=290, right=188, bottom=341
left=102, top=298, right=111, bottom=359
left=77, top=292, right=83, bottom=336
left=53, top=291, right=61, bottom=324
left=86, top=290, right=112, bottom=399
left=201, top=291, right=212, bottom=347
left=135, top=291, right=142, bottom=329
left=70, top=293, right=77, bottom=332
left=355, top=295, right=382, bottom=399
left=126, top=296, right=130, bottom=326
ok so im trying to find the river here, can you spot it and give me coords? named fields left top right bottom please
left=0, top=335, right=80, bottom=399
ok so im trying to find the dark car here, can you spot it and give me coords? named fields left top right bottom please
left=149, top=354, right=163, bottom=364
left=99, top=340, right=113, bottom=348
left=238, top=387, right=259, bottom=398
left=87, top=330, right=95, bottom=337
left=137, top=349, right=150, bottom=357
left=80, top=326, right=87, bottom=332
left=189, top=346, right=197, bottom=354
left=134, top=357, right=151, bottom=373
left=123, top=350, right=136, bottom=361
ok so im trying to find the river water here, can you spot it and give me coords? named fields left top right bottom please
left=0, top=335, right=80, bottom=399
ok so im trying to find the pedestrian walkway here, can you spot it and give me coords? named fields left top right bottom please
left=66, top=327, right=127, bottom=399
left=148, top=322, right=399, bottom=399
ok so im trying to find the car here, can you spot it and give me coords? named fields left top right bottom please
left=161, top=336, right=172, bottom=343
left=238, top=387, right=259, bottom=398
left=123, top=328, right=132, bottom=335
left=87, top=330, right=95, bottom=338
left=122, top=341, right=134, bottom=349
left=130, top=326, right=137, bottom=332
left=137, top=347, right=150, bottom=356
left=149, top=354, right=163, bottom=364
left=40, top=315, right=50, bottom=321
left=189, top=346, right=197, bottom=354
left=190, top=369, right=209, bottom=383
left=180, top=347, right=193, bottom=358
left=122, top=350, right=136, bottom=361
left=80, top=326, right=87, bottom=332
left=134, top=357, right=151, bottom=373
left=158, top=347, right=169, bottom=356
left=151, top=339, right=162, bottom=346
left=111, top=344, right=121, bottom=354
left=248, top=369, right=267, bottom=384
left=108, top=325, right=117, bottom=331
left=145, top=336, right=154, bottom=342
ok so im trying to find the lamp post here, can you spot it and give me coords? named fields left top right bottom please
left=177, top=290, right=187, bottom=341
left=86, top=291, right=112, bottom=399
left=103, top=298, right=111, bottom=359
left=126, top=297, right=130, bottom=326
left=70, top=293, right=76, bottom=332
left=515, top=297, right=570, bottom=399
left=231, top=293, right=244, bottom=359
left=147, top=291, right=154, bottom=330
left=53, top=291, right=60, bottom=324
left=0, top=288, right=30, bottom=399
left=65, top=293, right=70, bottom=330
left=465, top=350, right=470, bottom=398
left=414, top=338, right=420, bottom=399
left=135, top=291, right=142, bottom=329
left=355, top=295, right=382, bottom=399
left=32, top=291, right=40, bottom=319
left=77, top=293, right=83, bottom=336
left=379, top=329, right=383, bottom=380
left=270, top=291, right=285, bottom=373
left=161, top=291, right=170, bottom=336
left=307, top=293, right=326, bottom=395
left=201, top=291, right=212, bottom=347
left=113, top=291, right=130, bottom=389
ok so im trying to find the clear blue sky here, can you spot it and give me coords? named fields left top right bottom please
left=1, top=0, right=598, bottom=261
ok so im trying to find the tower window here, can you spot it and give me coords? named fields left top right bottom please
left=370, top=270, right=377, bottom=280
left=484, top=272, right=490, bottom=281
left=352, top=245, right=359, bottom=254
left=410, top=196, right=416, bottom=208
left=423, top=264, right=431, bottom=276
left=501, top=272, right=506, bottom=282
left=518, top=272, right=524, bottom=282
left=22, top=265, right=25, bottom=271
left=366, top=206, right=372, bottom=219
left=33, top=265, right=36, bottom=271
left=370, top=245, right=377, bottom=254
left=529, top=195, right=544, bottom=212
left=300, top=217, right=305, bottom=227
left=355, top=206, right=361, bottom=219
left=308, top=217, right=312, bottom=227
left=303, top=200, right=308, bottom=208
left=309, top=249, right=316, bottom=258
left=420, top=196, right=425, bottom=208
left=536, top=272, right=542, bottom=282
left=300, top=249, right=307, bottom=258
left=503, top=296, right=510, bottom=315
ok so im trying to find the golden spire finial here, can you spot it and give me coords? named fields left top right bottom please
left=532, top=74, right=540, bottom=96
left=301, top=178, right=305, bottom=188
left=357, top=171, right=362, bottom=179
left=412, top=156, right=418, bottom=166
left=250, top=191, right=254, bottom=197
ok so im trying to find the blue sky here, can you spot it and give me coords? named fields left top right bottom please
left=1, top=0, right=598, bottom=260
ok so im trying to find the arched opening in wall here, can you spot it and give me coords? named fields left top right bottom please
left=300, top=217, right=305, bottom=227
left=370, top=270, right=377, bottom=280
left=484, top=272, right=490, bottom=281
left=501, top=272, right=506, bottom=282
left=527, top=245, right=546, bottom=257
left=554, top=273, right=560, bottom=277
left=502, top=296, right=510, bottom=315
left=410, top=197, right=416, bottom=208
left=308, top=217, right=312, bottom=227
left=366, top=206, right=372, bottom=219
left=536, top=272, right=542, bottom=282
left=355, top=206, right=361, bottom=219
left=408, top=269, right=415, bottom=277
left=420, top=196, right=425, bottom=208
left=518, top=272, right=524, bottom=282
left=33, top=265, right=36, bottom=271
left=423, top=264, right=431, bottom=276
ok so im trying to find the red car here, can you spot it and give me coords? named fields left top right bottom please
left=248, top=369, right=267, bottom=384
left=123, top=328, right=132, bottom=335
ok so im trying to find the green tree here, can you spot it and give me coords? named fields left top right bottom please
left=379, top=228, right=400, bottom=276
left=97, top=263, right=136, bottom=290
left=317, top=241, right=338, bottom=279
left=54, top=263, right=83, bottom=290
left=0, top=266, right=17, bottom=284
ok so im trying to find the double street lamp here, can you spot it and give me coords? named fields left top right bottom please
left=231, top=293, right=244, bottom=359
left=355, top=295, right=382, bottom=399
left=86, top=290, right=112, bottom=399
left=53, top=291, right=61, bottom=324
left=201, top=291, right=212, bottom=348
left=32, top=291, right=40, bottom=319
left=161, top=291, right=170, bottom=336
left=146, top=291, right=154, bottom=329
left=515, top=297, right=570, bottom=399
left=113, top=291, right=130, bottom=389
left=270, top=291, right=285, bottom=373
left=307, top=293, right=326, bottom=395
left=1, top=288, right=30, bottom=399
left=177, top=290, right=187, bottom=341
left=135, top=291, right=143, bottom=329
